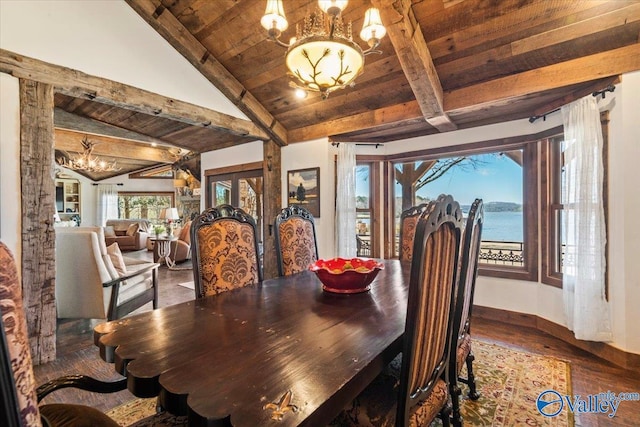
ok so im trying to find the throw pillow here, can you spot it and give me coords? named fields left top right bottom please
left=126, top=223, right=139, bottom=237
left=104, top=225, right=116, bottom=237
left=106, top=243, right=128, bottom=276
left=179, top=221, right=191, bottom=242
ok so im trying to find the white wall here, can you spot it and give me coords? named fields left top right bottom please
left=607, top=71, right=640, bottom=352
left=0, top=73, right=21, bottom=264
left=0, top=0, right=246, bottom=120
left=282, top=139, right=335, bottom=258
left=0, top=0, right=246, bottom=238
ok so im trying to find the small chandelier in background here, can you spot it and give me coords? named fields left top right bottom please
left=56, top=136, right=120, bottom=173
left=261, top=0, right=387, bottom=99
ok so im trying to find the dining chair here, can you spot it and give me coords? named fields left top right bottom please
left=0, top=241, right=186, bottom=427
left=190, top=205, right=262, bottom=298
left=449, top=198, right=484, bottom=427
left=398, top=203, right=430, bottom=261
left=331, top=194, right=464, bottom=427
left=274, top=205, right=318, bottom=276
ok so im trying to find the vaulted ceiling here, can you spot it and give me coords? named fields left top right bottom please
left=53, top=0, right=640, bottom=180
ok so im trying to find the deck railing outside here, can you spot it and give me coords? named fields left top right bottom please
left=359, top=236, right=530, bottom=267
left=479, top=240, right=524, bottom=266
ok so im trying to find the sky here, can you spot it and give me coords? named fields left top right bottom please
left=357, top=153, right=523, bottom=206
left=414, top=153, right=523, bottom=205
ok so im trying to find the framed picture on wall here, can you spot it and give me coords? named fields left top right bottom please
left=287, top=167, right=320, bottom=217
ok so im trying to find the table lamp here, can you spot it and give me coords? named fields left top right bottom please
left=160, top=207, right=180, bottom=236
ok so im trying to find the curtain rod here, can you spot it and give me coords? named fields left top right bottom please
left=529, top=84, right=615, bottom=123
left=92, top=183, right=124, bottom=186
left=331, top=142, right=383, bottom=148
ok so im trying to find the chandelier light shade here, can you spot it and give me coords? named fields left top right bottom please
left=56, top=136, right=120, bottom=173
left=360, top=7, right=386, bottom=45
left=262, top=0, right=386, bottom=99
left=318, top=0, right=348, bottom=15
left=261, top=0, right=288, bottom=38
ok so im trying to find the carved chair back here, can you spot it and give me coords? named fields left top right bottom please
left=191, top=205, right=262, bottom=299
left=448, top=198, right=484, bottom=424
left=399, top=203, right=430, bottom=262
left=454, top=198, right=484, bottom=352
left=274, top=206, right=318, bottom=276
left=397, top=195, right=464, bottom=425
left=0, top=242, right=40, bottom=426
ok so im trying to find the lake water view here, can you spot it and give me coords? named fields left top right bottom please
left=479, top=211, right=523, bottom=242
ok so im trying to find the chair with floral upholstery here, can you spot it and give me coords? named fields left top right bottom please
left=398, top=203, right=430, bottom=262
left=331, top=194, right=464, bottom=427
left=190, top=205, right=262, bottom=299
left=449, top=198, right=484, bottom=427
left=0, top=241, right=186, bottom=427
left=274, top=205, right=318, bottom=276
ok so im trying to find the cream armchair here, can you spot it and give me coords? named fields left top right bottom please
left=55, top=227, right=159, bottom=320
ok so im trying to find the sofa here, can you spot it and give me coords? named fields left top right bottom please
left=104, top=219, right=150, bottom=251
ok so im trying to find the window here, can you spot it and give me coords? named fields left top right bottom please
left=354, top=159, right=381, bottom=258
left=117, top=192, right=174, bottom=220
left=355, top=163, right=373, bottom=257
left=541, top=112, right=609, bottom=289
left=386, top=139, right=538, bottom=281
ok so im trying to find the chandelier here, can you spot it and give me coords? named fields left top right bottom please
left=56, top=136, right=120, bottom=173
left=261, top=0, right=386, bottom=99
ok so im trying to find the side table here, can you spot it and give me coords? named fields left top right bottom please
left=152, top=236, right=178, bottom=266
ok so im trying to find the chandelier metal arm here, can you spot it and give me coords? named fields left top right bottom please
left=267, top=34, right=290, bottom=49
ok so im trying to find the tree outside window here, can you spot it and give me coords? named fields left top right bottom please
left=117, top=192, right=174, bottom=221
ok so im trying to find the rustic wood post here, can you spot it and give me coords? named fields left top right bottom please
left=262, top=140, right=282, bottom=280
left=19, top=79, right=57, bottom=364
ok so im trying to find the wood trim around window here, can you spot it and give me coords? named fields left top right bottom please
left=477, top=141, right=538, bottom=282
left=540, top=112, right=609, bottom=292
left=540, top=136, right=563, bottom=288
left=384, top=138, right=539, bottom=282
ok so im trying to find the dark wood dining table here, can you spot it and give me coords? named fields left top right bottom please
left=94, top=259, right=410, bottom=426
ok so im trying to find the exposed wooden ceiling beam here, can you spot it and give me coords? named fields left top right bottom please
left=125, top=0, right=288, bottom=146
left=54, top=108, right=183, bottom=148
left=288, top=101, right=424, bottom=143
left=445, top=44, right=640, bottom=113
left=529, top=76, right=620, bottom=119
left=373, top=0, right=456, bottom=132
left=0, top=49, right=268, bottom=142
left=54, top=129, right=177, bottom=164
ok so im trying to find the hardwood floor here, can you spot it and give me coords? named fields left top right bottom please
left=33, top=251, right=640, bottom=426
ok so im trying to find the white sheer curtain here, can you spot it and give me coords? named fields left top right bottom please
left=96, top=184, right=119, bottom=227
left=561, top=96, right=612, bottom=342
left=335, top=143, right=357, bottom=257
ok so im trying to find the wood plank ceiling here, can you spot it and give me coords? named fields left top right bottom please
left=55, top=0, right=640, bottom=180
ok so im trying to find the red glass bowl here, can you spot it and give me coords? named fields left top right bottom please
left=310, top=258, right=384, bottom=294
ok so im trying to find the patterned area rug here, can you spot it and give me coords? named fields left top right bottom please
left=441, top=340, right=573, bottom=426
left=105, top=340, right=572, bottom=426
left=105, top=397, right=158, bottom=426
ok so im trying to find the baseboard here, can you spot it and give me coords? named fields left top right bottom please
left=473, top=305, right=640, bottom=371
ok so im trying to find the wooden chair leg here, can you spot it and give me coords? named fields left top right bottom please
left=450, top=382, right=463, bottom=427
left=152, top=268, right=159, bottom=309
left=440, top=401, right=452, bottom=427
left=465, top=351, right=480, bottom=400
